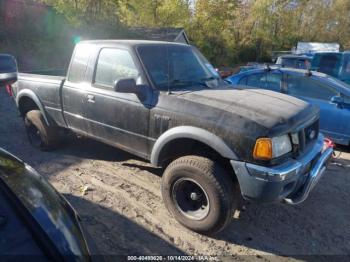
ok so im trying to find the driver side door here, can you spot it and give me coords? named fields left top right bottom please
left=82, top=47, right=153, bottom=158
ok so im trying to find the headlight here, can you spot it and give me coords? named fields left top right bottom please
left=271, top=135, right=292, bottom=157
left=253, top=135, right=292, bottom=160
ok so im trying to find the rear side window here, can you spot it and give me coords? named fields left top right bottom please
left=94, top=48, right=139, bottom=88
left=286, top=74, right=338, bottom=100
left=246, top=73, right=264, bottom=87
left=239, top=73, right=281, bottom=92
left=68, top=44, right=91, bottom=83
left=238, top=76, right=247, bottom=85
left=262, top=73, right=282, bottom=92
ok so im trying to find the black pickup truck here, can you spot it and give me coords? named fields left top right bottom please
left=12, top=40, right=333, bottom=235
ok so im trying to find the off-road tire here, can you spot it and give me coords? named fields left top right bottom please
left=161, top=155, right=237, bottom=235
left=24, top=110, right=60, bottom=151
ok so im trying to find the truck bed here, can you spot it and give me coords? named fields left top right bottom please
left=21, top=69, right=66, bottom=76
left=18, top=72, right=65, bottom=84
left=15, top=71, right=67, bottom=127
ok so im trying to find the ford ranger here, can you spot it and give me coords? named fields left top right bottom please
left=12, top=40, right=333, bottom=235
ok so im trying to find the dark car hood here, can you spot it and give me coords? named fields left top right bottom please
left=175, top=88, right=318, bottom=132
left=0, top=148, right=91, bottom=261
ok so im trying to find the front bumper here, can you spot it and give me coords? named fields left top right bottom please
left=231, top=135, right=333, bottom=204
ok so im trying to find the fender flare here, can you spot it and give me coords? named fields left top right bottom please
left=150, top=126, right=238, bottom=166
left=16, top=89, right=50, bottom=125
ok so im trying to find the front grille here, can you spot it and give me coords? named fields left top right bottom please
left=304, top=119, right=319, bottom=147
left=294, top=118, right=319, bottom=154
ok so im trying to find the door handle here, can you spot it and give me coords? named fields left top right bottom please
left=87, top=94, right=95, bottom=103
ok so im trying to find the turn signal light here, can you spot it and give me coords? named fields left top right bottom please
left=253, top=138, right=272, bottom=160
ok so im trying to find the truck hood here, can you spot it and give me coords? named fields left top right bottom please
left=175, top=88, right=318, bottom=132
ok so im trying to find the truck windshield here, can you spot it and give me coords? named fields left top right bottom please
left=137, top=45, right=220, bottom=90
left=311, top=53, right=342, bottom=77
left=325, top=74, right=350, bottom=91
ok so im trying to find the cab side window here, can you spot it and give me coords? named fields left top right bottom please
left=94, top=48, right=139, bottom=88
left=286, top=75, right=338, bottom=100
left=238, top=76, right=247, bottom=85
left=263, top=73, right=282, bottom=92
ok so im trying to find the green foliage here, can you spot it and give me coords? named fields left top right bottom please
left=118, top=0, right=191, bottom=27
left=187, top=0, right=350, bottom=65
left=39, top=0, right=121, bottom=26
left=3, top=0, right=350, bottom=69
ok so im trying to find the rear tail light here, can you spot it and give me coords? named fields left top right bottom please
left=5, top=85, right=12, bottom=96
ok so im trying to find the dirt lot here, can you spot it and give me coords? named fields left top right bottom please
left=1, top=87, right=349, bottom=260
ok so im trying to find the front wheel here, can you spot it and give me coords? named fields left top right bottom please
left=161, top=155, right=237, bottom=235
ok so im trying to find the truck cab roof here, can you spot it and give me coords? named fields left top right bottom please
left=79, top=39, right=189, bottom=47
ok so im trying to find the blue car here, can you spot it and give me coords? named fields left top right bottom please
left=226, top=67, right=350, bottom=146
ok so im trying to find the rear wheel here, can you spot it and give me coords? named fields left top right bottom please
left=161, top=155, right=237, bottom=235
left=25, top=110, right=60, bottom=151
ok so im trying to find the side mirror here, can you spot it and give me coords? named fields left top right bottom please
left=114, top=78, right=137, bottom=93
left=114, top=78, right=147, bottom=101
left=330, top=95, right=344, bottom=107
left=0, top=54, right=18, bottom=87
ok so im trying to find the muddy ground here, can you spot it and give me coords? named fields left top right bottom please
left=1, top=88, right=349, bottom=261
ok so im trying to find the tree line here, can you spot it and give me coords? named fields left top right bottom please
left=41, top=0, right=350, bottom=66
left=2, top=0, right=350, bottom=69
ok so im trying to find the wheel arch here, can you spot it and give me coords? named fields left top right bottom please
left=16, top=89, right=50, bottom=125
left=150, top=126, right=238, bottom=168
